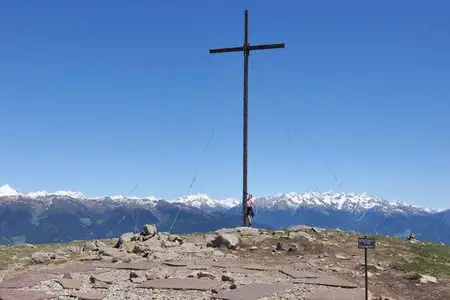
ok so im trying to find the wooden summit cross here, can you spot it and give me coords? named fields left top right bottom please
left=209, top=10, right=285, bottom=226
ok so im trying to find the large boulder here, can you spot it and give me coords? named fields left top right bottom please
left=288, top=231, right=315, bottom=242
left=94, top=240, right=109, bottom=251
left=286, top=225, right=310, bottom=232
left=143, top=224, right=157, bottom=237
left=235, top=227, right=261, bottom=236
left=122, top=241, right=137, bottom=253
left=31, top=251, right=59, bottom=264
left=115, top=232, right=134, bottom=248
left=82, top=242, right=98, bottom=252
left=208, top=233, right=239, bottom=250
left=168, top=234, right=184, bottom=244
left=133, top=238, right=163, bottom=255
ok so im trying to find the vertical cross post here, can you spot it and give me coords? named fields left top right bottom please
left=242, top=10, right=249, bottom=227
left=209, top=10, right=285, bottom=226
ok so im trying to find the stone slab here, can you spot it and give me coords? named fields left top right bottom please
left=306, top=288, right=371, bottom=300
left=91, top=271, right=130, bottom=284
left=56, top=278, right=82, bottom=290
left=0, top=289, right=55, bottom=300
left=70, top=292, right=104, bottom=300
left=0, top=273, right=57, bottom=289
left=187, top=265, right=209, bottom=270
left=241, top=264, right=275, bottom=271
left=44, top=264, right=97, bottom=274
left=209, top=262, right=237, bottom=269
left=279, top=268, right=320, bottom=279
left=213, top=283, right=294, bottom=300
left=226, top=267, right=258, bottom=274
left=139, top=278, right=219, bottom=291
left=294, top=276, right=358, bottom=288
left=96, top=261, right=158, bottom=270
left=162, top=261, right=188, bottom=267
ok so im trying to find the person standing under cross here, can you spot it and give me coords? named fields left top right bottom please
left=246, top=193, right=255, bottom=227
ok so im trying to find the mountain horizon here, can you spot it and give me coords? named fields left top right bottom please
left=1, top=183, right=449, bottom=246
left=1, top=184, right=446, bottom=212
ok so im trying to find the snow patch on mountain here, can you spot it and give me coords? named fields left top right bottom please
left=0, top=184, right=20, bottom=197
left=252, top=192, right=441, bottom=215
left=170, top=194, right=239, bottom=211
left=25, top=190, right=87, bottom=199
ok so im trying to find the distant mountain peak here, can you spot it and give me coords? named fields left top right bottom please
left=0, top=184, right=20, bottom=197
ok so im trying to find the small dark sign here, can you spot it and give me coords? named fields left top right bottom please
left=358, top=237, right=376, bottom=249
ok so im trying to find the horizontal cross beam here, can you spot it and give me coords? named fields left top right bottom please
left=209, top=43, right=285, bottom=54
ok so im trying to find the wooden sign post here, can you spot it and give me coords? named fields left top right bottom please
left=358, top=236, right=376, bottom=300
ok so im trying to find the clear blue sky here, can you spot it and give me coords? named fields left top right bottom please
left=1, top=1, right=449, bottom=208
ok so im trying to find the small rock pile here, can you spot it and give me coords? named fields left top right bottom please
left=108, top=224, right=191, bottom=260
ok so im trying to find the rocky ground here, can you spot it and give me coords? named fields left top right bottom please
left=0, top=225, right=449, bottom=300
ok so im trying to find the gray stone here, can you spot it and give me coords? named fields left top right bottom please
left=286, top=225, right=310, bottom=231
left=289, top=231, right=315, bottom=242
left=130, top=271, right=147, bottom=283
left=168, top=234, right=184, bottom=243
left=94, top=240, right=109, bottom=250
left=196, top=271, right=215, bottom=280
left=121, top=241, right=136, bottom=253
left=143, top=224, right=157, bottom=237
left=419, top=274, right=437, bottom=284
left=56, top=278, right=82, bottom=290
left=221, top=273, right=234, bottom=282
left=235, top=227, right=260, bottom=236
left=133, top=238, right=163, bottom=254
left=82, top=242, right=98, bottom=252
left=131, top=233, right=144, bottom=242
left=213, top=250, right=225, bottom=257
left=92, top=281, right=110, bottom=289
left=276, top=242, right=298, bottom=252
left=253, top=234, right=273, bottom=244
left=63, top=246, right=81, bottom=253
left=115, top=232, right=134, bottom=248
left=179, top=242, right=201, bottom=253
left=208, top=233, right=239, bottom=249
left=334, top=253, right=350, bottom=260
left=162, top=240, right=180, bottom=248
left=98, top=248, right=129, bottom=260
left=31, top=252, right=59, bottom=264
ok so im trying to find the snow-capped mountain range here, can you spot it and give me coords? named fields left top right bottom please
left=1, top=184, right=449, bottom=245
left=0, top=184, right=443, bottom=215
